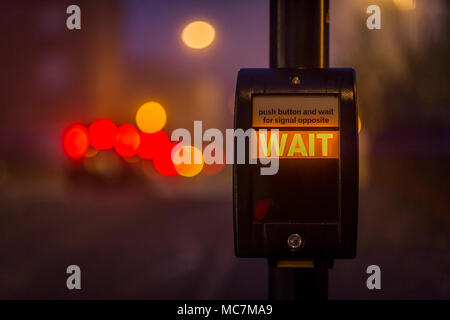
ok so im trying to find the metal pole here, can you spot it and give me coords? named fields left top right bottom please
left=270, top=0, right=329, bottom=68
left=268, top=259, right=329, bottom=300
left=268, top=0, right=330, bottom=300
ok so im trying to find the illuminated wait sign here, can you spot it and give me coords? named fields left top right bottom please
left=252, top=95, right=339, bottom=159
left=254, top=131, right=339, bottom=159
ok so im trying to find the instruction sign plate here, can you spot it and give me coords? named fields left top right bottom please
left=252, top=95, right=339, bottom=128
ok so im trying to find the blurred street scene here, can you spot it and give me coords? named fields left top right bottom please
left=0, top=0, right=449, bottom=299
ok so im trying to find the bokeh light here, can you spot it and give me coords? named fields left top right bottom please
left=254, top=199, right=272, bottom=220
left=181, top=21, right=216, bottom=49
left=202, top=147, right=225, bottom=176
left=136, top=101, right=167, bottom=133
left=89, top=119, right=117, bottom=150
left=84, top=147, right=99, bottom=158
left=394, top=0, right=416, bottom=11
left=173, top=145, right=204, bottom=177
left=63, top=124, right=90, bottom=158
left=137, top=130, right=170, bottom=159
left=115, top=124, right=141, bottom=157
left=358, top=116, right=362, bottom=134
left=153, top=142, right=178, bottom=176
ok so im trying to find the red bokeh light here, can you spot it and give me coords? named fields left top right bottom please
left=202, top=148, right=226, bottom=176
left=153, top=142, right=178, bottom=176
left=115, top=124, right=141, bottom=157
left=137, top=130, right=170, bottom=159
left=89, top=119, right=117, bottom=150
left=63, top=124, right=90, bottom=158
left=253, top=199, right=272, bottom=220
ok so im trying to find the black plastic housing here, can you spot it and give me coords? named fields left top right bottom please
left=233, top=68, right=358, bottom=259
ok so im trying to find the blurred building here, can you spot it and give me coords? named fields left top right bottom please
left=0, top=0, right=125, bottom=184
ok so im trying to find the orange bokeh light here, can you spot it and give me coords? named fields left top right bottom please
left=358, top=116, right=362, bottom=134
left=181, top=21, right=216, bottom=49
left=136, top=101, right=167, bottom=134
left=172, top=145, right=204, bottom=177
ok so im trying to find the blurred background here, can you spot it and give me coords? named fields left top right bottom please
left=0, top=0, right=449, bottom=299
